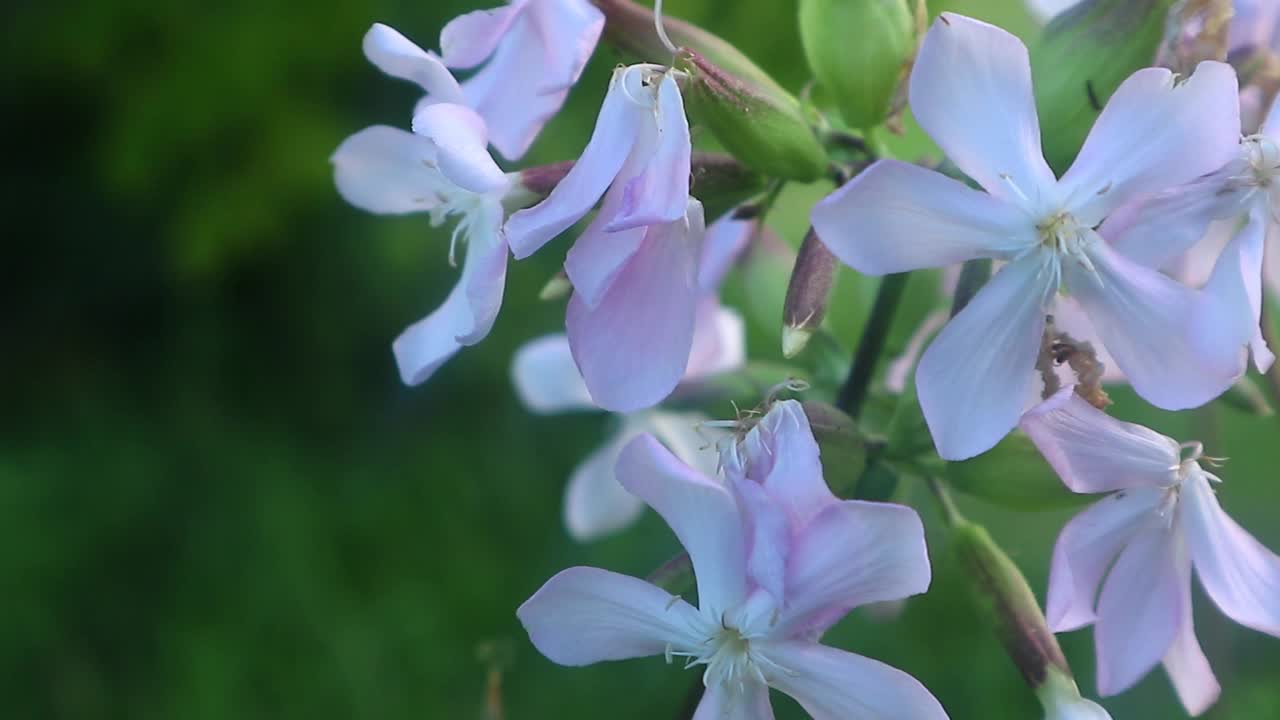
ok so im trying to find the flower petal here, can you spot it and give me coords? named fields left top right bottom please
left=1191, top=207, right=1276, bottom=376
left=685, top=297, right=746, bottom=380
left=731, top=476, right=791, bottom=606
left=1183, top=470, right=1280, bottom=637
left=615, top=435, right=746, bottom=617
left=692, top=680, right=775, bottom=720
left=1060, top=62, right=1240, bottom=226
left=1069, top=241, right=1236, bottom=410
left=362, top=23, right=463, bottom=102
left=698, top=213, right=754, bottom=291
left=778, top=501, right=931, bottom=637
left=916, top=254, right=1050, bottom=460
left=410, top=103, right=507, bottom=194
left=1094, top=526, right=1186, bottom=696
left=810, top=160, right=1034, bottom=275
left=503, top=66, right=642, bottom=259
left=1046, top=487, right=1166, bottom=632
left=439, top=4, right=521, bottom=69
left=563, top=429, right=645, bottom=542
left=764, top=642, right=949, bottom=720
left=644, top=410, right=725, bottom=478
left=566, top=208, right=701, bottom=412
left=392, top=203, right=508, bottom=385
left=563, top=183, right=649, bottom=308
left=517, top=566, right=705, bottom=666
left=1100, top=170, right=1243, bottom=272
left=511, top=334, right=595, bottom=414
left=724, top=400, right=837, bottom=528
left=332, top=126, right=444, bottom=215
left=1161, top=579, right=1220, bottom=717
left=1019, top=386, right=1181, bottom=493
left=604, top=72, right=691, bottom=232
left=910, top=13, right=1056, bottom=203
left=526, top=0, right=605, bottom=91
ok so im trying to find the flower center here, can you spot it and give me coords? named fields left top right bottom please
left=699, top=625, right=761, bottom=689
left=1036, top=211, right=1092, bottom=257
left=1243, top=135, right=1280, bottom=187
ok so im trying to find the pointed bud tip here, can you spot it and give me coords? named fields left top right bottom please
left=781, top=325, right=813, bottom=359
left=539, top=274, right=572, bottom=301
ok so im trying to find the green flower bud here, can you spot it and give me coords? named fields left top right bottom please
left=798, top=0, right=916, bottom=131
left=1031, top=0, right=1176, bottom=172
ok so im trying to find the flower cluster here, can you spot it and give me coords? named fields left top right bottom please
left=333, top=1, right=1280, bottom=717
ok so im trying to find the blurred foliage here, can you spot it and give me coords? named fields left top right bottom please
left=3, top=0, right=1278, bottom=718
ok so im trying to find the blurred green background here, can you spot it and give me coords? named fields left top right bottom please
left=5, top=0, right=1278, bottom=718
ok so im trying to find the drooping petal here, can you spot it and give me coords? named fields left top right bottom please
left=411, top=104, right=506, bottom=194
left=331, top=126, right=443, bottom=215
left=698, top=213, right=755, bottom=291
left=1161, top=572, right=1221, bottom=717
left=1191, top=207, right=1276, bottom=376
left=778, top=500, right=932, bottom=637
left=1094, top=526, right=1186, bottom=697
left=563, top=429, right=645, bottom=542
left=503, top=66, right=642, bottom=259
left=362, top=24, right=464, bottom=102
left=1069, top=241, right=1237, bottom=410
left=1183, top=470, right=1280, bottom=637
left=811, top=160, right=1035, bottom=275
left=1046, top=487, right=1166, bottom=632
left=909, top=13, right=1057, bottom=204
left=763, top=642, right=949, bottom=720
left=723, top=400, right=838, bottom=528
left=604, top=72, right=691, bottom=232
left=566, top=207, right=701, bottom=412
left=562, top=171, right=649, bottom=308
left=517, top=566, right=705, bottom=666
left=1060, top=62, right=1240, bottom=226
left=1019, top=386, right=1181, bottom=494
left=392, top=202, right=508, bottom=385
left=615, top=435, right=746, bottom=617
left=684, top=298, right=746, bottom=380
left=438, top=4, right=522, bottom=69
left=916, top=254, right=1050, bottom=460
left=511, top=334, right=596, bottom=414
left=691, top=680, right=775, bottom=720
left=1100, top=169, right=1244, bottom=272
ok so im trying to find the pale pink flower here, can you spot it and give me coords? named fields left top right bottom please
left=1021, top=387, right=1280, bottom=716
left=812, top=13, right=1241, bottom=460
left=518, top=403, right=946, bottom=719
left=332, top=27, right=521, bottom=385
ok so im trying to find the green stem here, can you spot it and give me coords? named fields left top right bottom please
left=1260, top=299, right=1280, bottom=424
left=837, top=272, right=910, bottom=417
left=926, top=476, right=964, bottom=527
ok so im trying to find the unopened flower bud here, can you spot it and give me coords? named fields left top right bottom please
left=1219, top=374, right=1274, bottom=416
left=538, top=272, right=572, bottom=301
left=1038, top=667, right=1113, bottom=720
left=798, top=0, right=916, bottom=130
left=782, top=229, right=839, bottom=358
left=1031, top=0, right=1177, bottom=171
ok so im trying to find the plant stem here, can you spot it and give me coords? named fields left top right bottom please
left=1261, top=299, right=1280, bottom=421
left=926, top=476, right=963, bottom=527
left=836, top=272, right=909, bottom=417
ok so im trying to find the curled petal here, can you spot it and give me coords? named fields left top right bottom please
left=724, top=399, right=837, bottom=527
left=517, top=566, right=705, bottom=666
left=438, top=4, right=522, bottom=69
left=615, top=435, right=746, bottom=617
left=604, top=72, right=691, bottom=232
left=362, top=23, right=463, bottom=102
left=811, top=160, right=1034, bottom=275
left=1019, top=386, right=1181, bottom=494
left=763, top=642, right=949, bottom=720
left=916, top=254, right=1050, bottom=460
left=411, top=104, right=506, bottom=194
left=1060, top=62, right=1240, bottom=226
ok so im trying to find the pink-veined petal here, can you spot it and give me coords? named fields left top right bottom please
left=692, top=680, right=775, bottom=720
left=684, top=297, right=746, bottom=380
left=811, top=160, right=1035, bottom=275
left=698, top=213, right=754, bottom=291
left=604, top=72, right=691, bottom=232
left=527, top=0, right=605, bottom=91
left=1183, top=470, right=1280, bottom=637
left=331, top=126, right=442, bottom=215
left=392, top=202, right=508, bottom=385
left=1192, top=206, right=1276, bottom=376
left=566, top=207, right=701, bottom=412
left=439, top=4, right=522, bottom=69
left=909, top=13, right=1056, bottom=203
left=517, top=566, right=705, bottom=665
left=1161, top=571, right=1220, bottom=717
left=916, top=254, right=1050, bottom=460
left=503, top=66, right=642, bottom=258
left=1060, top=62, right=1240, bottom=226
left=411, top=103, right=506, bottom=194
left=778, top=501, right=931, bottom=637
left=615, top=435, right=746, bottom=617
left=362, top=24, right=463, bottom=102
left=563, top=428, right=644, bottom=542
left=1019, top=386, right=1181, bottom=494
left=763, top=642, right=949, bottom=720
left=511, top=334, right=595, bottom=414
left=1069, top=241, right=1237, bottom=410
left=1046, top=487, right=1166, bottom=632
left=1094, top=526, right=1186, bottom=697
